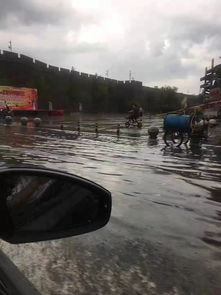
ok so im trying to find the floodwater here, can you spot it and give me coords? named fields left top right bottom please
left=0, top=113, right=221, bottom=295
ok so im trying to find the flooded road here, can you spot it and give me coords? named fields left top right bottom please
left=0, top=114, right=221, bottom=295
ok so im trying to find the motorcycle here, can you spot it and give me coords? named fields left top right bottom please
left=125, top=116, right=143, bottom=128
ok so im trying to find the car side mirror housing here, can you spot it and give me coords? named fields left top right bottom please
left=0, top=167, right=111, bottom=243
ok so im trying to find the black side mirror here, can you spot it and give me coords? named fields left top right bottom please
left=0, top=167, right=111, bottom=243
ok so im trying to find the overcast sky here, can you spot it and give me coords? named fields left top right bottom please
left=0, top=0, right=220, bottom=94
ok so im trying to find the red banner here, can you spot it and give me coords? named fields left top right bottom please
left=0, top=86, right=38, bottom=110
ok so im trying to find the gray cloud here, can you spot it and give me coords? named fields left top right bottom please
left=169, top=16, right=221, bottom=45
left=0, top=0, right=88, bottom=27
left=0, top=0, right=221, bottom=93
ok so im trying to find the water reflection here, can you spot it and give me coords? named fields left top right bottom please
left=0, top=117, right=220, bottom=255
left=189, top=138, right=203, bottom=156
left=208, top=187, right=221, bottom=204
left=0, top=114, right=221, bottom=294
left=202, top=224, right=221, bottom=248
left=147, top=138, right=159, bottom=146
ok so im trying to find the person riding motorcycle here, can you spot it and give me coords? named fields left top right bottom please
left=128, top=104, right=140, bottom=122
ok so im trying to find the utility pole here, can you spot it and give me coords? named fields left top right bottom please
left=8, top=40, right=12, bottom=51
left=105, top=70, right=109, bottom=78
left=211, top=58, right=214, bottom=69
left=129, top=70, right=132, bottom=82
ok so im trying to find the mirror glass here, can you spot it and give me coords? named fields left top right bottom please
left=0, top=172, right=110, bottom=242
